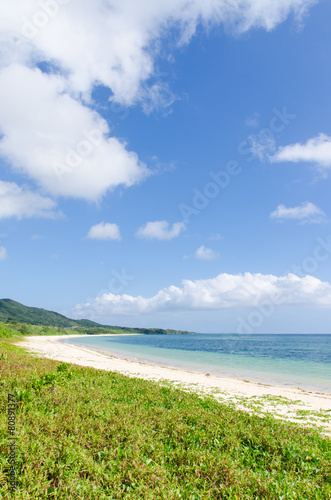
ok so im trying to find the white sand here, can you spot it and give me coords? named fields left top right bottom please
left=18, top=335, right=331, bottom=434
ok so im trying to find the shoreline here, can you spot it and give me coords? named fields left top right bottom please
left=18, top=334, right=331, bottom=434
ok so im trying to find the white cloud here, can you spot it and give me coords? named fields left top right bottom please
left=0, top=180, right=59, bottom=219
left=209, top=233, right=223, bottom=241
left=195, top=245, right=220, bottom=260
left=0, top=65, right=149, bottom=202
left=0, top=246, right=7, bottom=261
left=136, top=220, right=186, bottom=240
left=270, top=202, right=327, bottom=224
left=245, top=112, right=260, bottom=128
left=29, top=234, right=44, bottom=240
left=270, top=133, right=331, bottom=173
left=0, top=1, right=317, bottom=103
left=0, top=1, right=317, bottom=202
left=87, top=222, right=121, bottom=241
left=248, top=133, right=276, bottom=161
left=72, top=272, right=331, bottom=317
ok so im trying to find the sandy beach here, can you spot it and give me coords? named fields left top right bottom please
left=18, top=335, right=331, bottom=434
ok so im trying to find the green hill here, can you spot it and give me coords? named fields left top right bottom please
left=0, top=299, right=193, bottom=334
left=0, top=298, right=101, bottom=328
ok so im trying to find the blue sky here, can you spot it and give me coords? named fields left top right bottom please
left=1, top=0, right=331, bottom=333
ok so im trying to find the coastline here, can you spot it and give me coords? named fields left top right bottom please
left=18, top=334, right=331, bottom=434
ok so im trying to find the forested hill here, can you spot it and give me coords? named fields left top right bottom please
left=0, top=298, right=99, bottom=328
left=0, top=299, right=192, bottom=334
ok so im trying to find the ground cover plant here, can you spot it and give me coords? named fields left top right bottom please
left=0, top=322, right=140, bottom=338
left=0, top=338, right=330, bottom=499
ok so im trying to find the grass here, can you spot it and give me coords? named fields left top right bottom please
left=0, top=322, right=139, bottom=338
left=0, top=321, right=187, bottom=338
left=0, top=339, right=330, bottom=499
left=0, top=322, right=78, bottom=338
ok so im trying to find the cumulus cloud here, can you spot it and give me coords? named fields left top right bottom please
left=87, top=222, right=121, bottom=241
left=195, top=245, right=220, bottom=260
left=0, top=65, right=149, bottom=201
left=0, top=180, right=59, bottom=219
left=270, top=133, right=331, bottom=173
left=0, top=1, right=317, bottom=102
left=71, top=272, right=331, bottom=318
left=270, top=202, right=327, bottom=224
left=0, top=1, right=318, bottom=202
left=0, top=246, right=7, bottom=261
left=136, top=220, right=186, bottom=240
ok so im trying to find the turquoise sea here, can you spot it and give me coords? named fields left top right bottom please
left=60, top=334, right=331, bottom=393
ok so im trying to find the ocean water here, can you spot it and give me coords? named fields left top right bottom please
left=60, top=334, right=331, bottom=393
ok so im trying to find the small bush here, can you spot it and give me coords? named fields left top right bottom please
left=19, top=324, right=30, bottom=335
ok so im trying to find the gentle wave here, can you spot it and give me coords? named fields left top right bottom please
left=60, top=334, right=331, bottom=392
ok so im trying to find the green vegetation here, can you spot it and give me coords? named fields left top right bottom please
left=0, top=339, right=330, bottom=499
left=0, top=299, right=193, bottom=335
left=0, top=321, right=142, bottom=339
left=0, top=321, right=191, bottom=339
left=0, top=323, right=75, bottom=339
left=0, top=299, right=82, bottom=328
